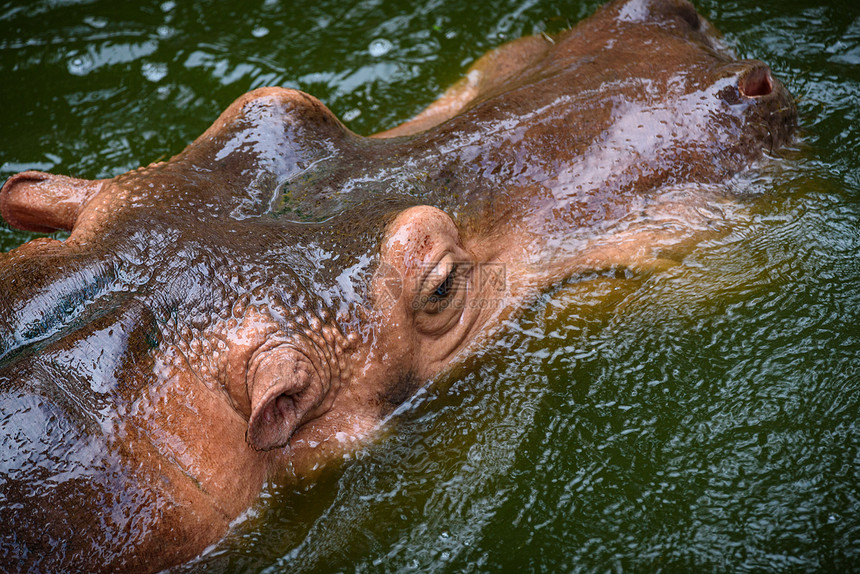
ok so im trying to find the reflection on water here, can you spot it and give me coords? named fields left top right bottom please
left=1, top=0, right=859, bottom=571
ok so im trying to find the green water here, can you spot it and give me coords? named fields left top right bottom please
left=1, top=0, right=858, bottom=571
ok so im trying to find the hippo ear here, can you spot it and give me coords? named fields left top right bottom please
left=0, top=170, right=101, bottom=233
left=246, top=347, right=321, bottom=451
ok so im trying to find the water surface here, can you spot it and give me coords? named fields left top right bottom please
left=1, top=0, right=858, bottom=571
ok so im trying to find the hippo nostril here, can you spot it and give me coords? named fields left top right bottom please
left=739, top=66, right=773, bottom=98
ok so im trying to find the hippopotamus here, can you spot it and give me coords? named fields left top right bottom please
left=0, top=0, right=795, bottom=570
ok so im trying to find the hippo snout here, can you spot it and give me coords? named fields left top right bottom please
left=747, top=62, right=797, bottom=152
left=714, top=59, right=797, bottom=155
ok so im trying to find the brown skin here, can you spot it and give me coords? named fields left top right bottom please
left=0, top=0, right=795, bottom=571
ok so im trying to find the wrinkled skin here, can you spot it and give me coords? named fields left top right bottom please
left=0, top=0, right=795, bottom=571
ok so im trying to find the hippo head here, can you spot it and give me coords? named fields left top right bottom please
left=0, top=87, right=500, bottom=453
left=0, top=0, right=795, bottom=570
left=0, top=85, right=524, bottom=568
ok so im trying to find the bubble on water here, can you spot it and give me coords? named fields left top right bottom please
left=368, top=38, right=392, bottom=57
left=157, top=25, right=173, bottom=38
left=83, top=16, right=107, bottom=29
left=252, top=26, right=269, bottom=38
left=342, top=108, right=361, bottom=122
left=142, top=62, right=168, bottom=82
left=160, top=0, right=175, bottom=12
left=67, top=53, right=94, bottom=76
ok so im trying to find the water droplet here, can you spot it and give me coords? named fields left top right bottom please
left=342, top=108, right=361, bottom=122
left=252, top=26, right=269, bottom=38
left=67, top=54, right=94, bottom=76
left=142, top=62, right=168, bottom=82
left=827, top=513, right=839, bottom=524
left=368, top=38, right=393, bottom=57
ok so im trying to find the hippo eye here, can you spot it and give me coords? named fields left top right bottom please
left=429, top=266, right=457, bottom=302
left=414, top=255, right=472, bottom=333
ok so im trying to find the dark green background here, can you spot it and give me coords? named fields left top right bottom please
left=1, top=0, right=858, bottom=571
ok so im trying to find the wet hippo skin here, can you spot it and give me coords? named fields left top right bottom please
left=0, top=0, right=795, bottom=571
